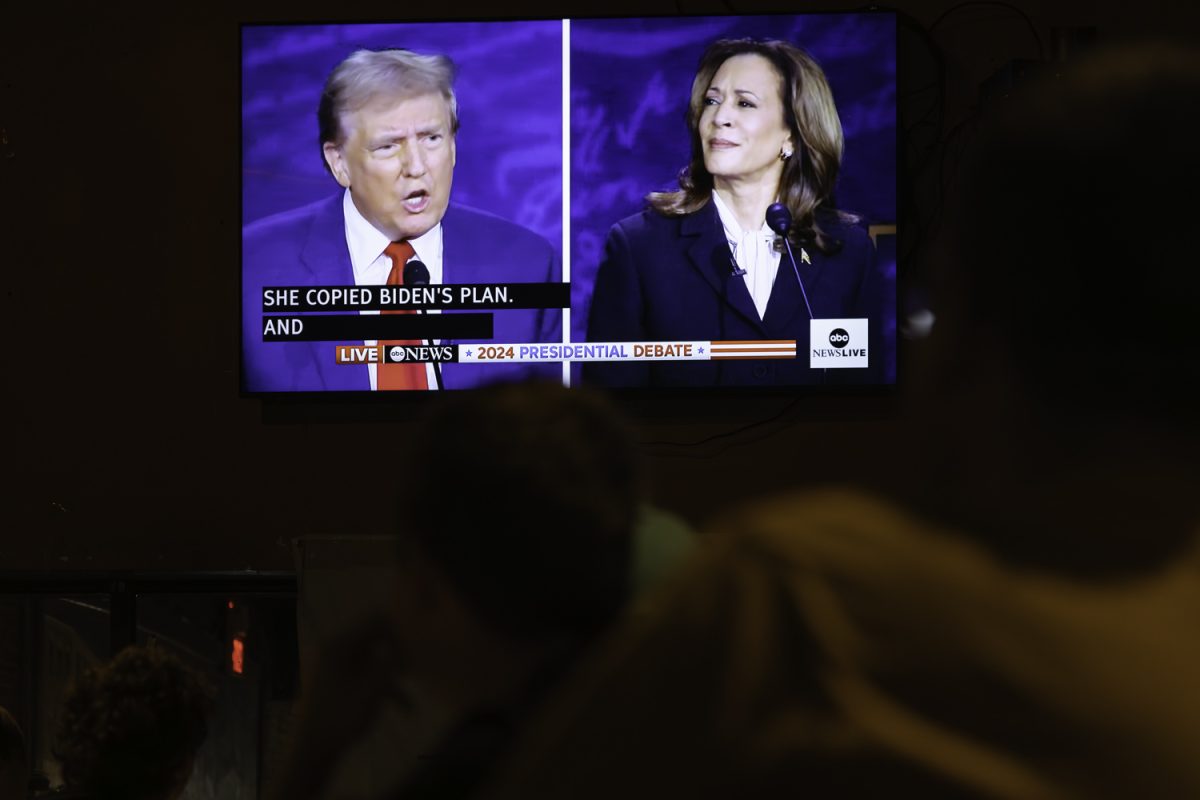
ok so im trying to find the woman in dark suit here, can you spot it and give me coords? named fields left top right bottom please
left=584, top=38, right=878, bottom=387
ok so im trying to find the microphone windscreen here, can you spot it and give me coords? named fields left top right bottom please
left=765, top=203, right=792, bottom=236
left=404, top=259, right=432, bottom=287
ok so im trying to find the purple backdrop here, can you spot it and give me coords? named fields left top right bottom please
left=569, top=14, right=897, bottom=380
left=241, top=22, right=563, bottom=251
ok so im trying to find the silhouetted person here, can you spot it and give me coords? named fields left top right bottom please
left=0, top=707, right=26, bottom=800
left=476, top=41, right=1200, bottom=799
left=272, top=381, right=641, bottom=800
left=52, top=646, right=214, bottom=800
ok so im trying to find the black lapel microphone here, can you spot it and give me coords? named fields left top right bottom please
left=765, top=203, right=814, bottom=320
left=401, top=259, right=444, bottom=391
left=728, top=251, right=747, bottom=277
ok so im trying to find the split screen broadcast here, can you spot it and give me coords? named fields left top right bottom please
left=241, top=15, right=897, bottom=393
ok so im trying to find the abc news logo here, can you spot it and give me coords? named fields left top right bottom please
left=335, top=345, right=458, bottom=364
left=810, top=318, right=868, bottom=368
left=811, top=326, right=866, bottom=359
left=385, top=345, right=455, bottom=363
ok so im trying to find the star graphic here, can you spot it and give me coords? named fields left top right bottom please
left=465, top=349, right=473, bottom=358
left=698, top=346, right=705, bottom=355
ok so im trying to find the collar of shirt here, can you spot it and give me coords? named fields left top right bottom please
left=711, top=190, right=780, bottom=320
left=711, top=188, right=774, bottom=247
left=342, top=188, right=444, bottom=284
left=341, top=189, right=443, bottom=391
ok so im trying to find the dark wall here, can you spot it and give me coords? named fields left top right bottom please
left=1, top=1, right=1190, bottom=571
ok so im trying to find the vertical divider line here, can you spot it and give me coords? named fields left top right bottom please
left=561, top=18, right=572, bottom=387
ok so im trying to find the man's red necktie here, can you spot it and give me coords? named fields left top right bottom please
left=377, top=240, right=428, bottom=391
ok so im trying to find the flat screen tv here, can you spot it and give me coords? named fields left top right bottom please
left=241, top=13, right=897, bottom=396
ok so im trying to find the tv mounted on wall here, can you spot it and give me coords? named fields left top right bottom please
left=240, top=13, right=897, bottom=396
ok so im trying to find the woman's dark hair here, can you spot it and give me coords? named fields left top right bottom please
left=648, top=38, right=854, bottom=253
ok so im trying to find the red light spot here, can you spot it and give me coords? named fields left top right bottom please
left=228, top=600, right=235, bottom=609
left=232, top=637, right=244, bottom=675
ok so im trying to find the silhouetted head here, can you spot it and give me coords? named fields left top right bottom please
left=907, top=41, right=1200, bottom=573
left=401, top=381, right=640, bottom=641
left=0, top=707, right=26, bottom=800
left=53, top=646, right=214, bottom=800
left=926, top=42, right=1200, bottom=429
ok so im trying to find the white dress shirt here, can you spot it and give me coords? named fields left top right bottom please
left=711, top=190, right=782, bottom=321
left=342, top=189, right=443, bottom=390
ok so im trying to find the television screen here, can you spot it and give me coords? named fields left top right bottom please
left=241, top=13, right=897, bottom=394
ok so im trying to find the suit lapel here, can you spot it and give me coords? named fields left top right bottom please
left=440, top=204, right=489, bottom=287
left=763, top=239, right=825, bottom=333
left=435, top=205, right=473, bottom=349
left=299, top=195, right=366, bottom=391
left=298, top=194, right=355, bottom=284
left=440, top=206, right=498, bottom=390
left=682, top=203, right=768, bottom=337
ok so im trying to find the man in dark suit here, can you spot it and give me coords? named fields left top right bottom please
left=242, top=48, right=560, bottom=392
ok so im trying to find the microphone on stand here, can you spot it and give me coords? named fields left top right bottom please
left=768, top=203, right=816, bottom=321
left=403, top=259, right=431, bottom=287
left=767, top=203, right=825, bottom=385
left=402, top=259, right=444, bottom=391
